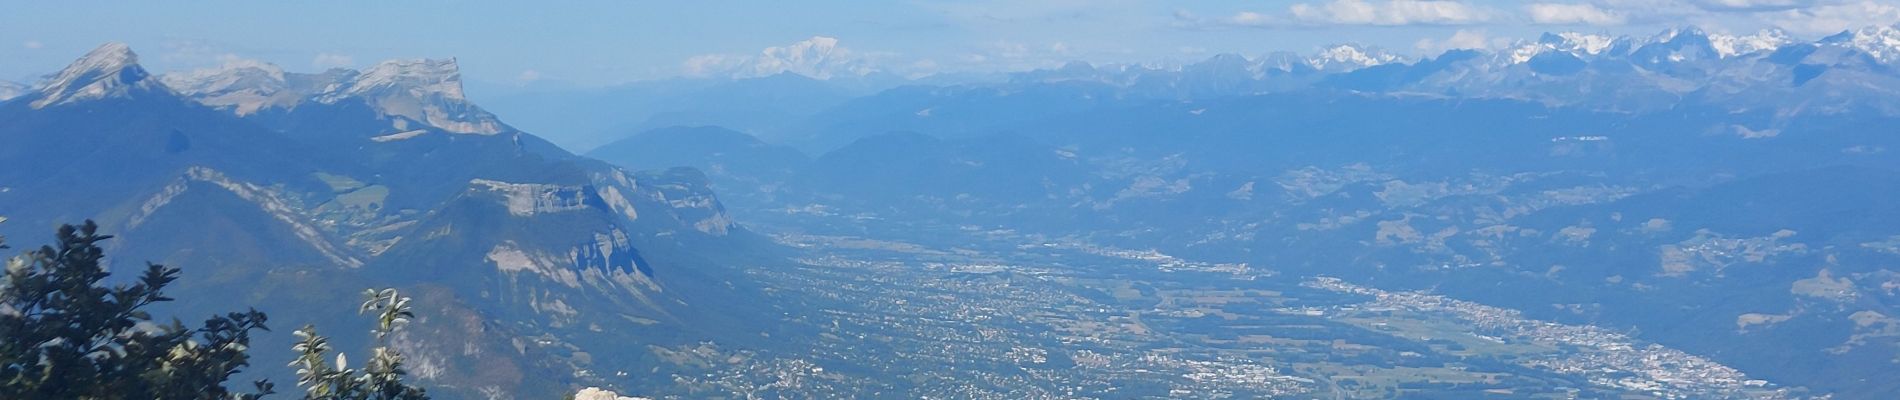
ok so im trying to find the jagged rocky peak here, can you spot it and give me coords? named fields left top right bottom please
left=30, top=42, right=171, bottom=109
left=1629, top=26, right=1725, bottom=64
left=1508, top=28, right=1781, bottom=64
left=1821, top=24, right=1900, bottom=62
left=1625, top=26, right=1793, bottom=61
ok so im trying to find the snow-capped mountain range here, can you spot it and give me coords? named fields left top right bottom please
left=1308, top=44, right=1409, bottom=72
left=994, top=25, right=1900, bottom=112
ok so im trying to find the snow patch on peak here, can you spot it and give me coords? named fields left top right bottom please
left=1308, top=44, right=1404, bottom=72
left=1710, top=29, right=1792, bottom=58
left=31, top=42, right=168, bottom=109
left=1829, top=25, right=1900, bottom=62
left=1552, top=32, right=1618, bottom=55
left=1631, top=27, right=1724, bottom=64
left=1510, top=32, right=1619, bottom=64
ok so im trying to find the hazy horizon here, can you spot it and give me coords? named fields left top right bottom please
left=5, top=1, right=1894, bottom=87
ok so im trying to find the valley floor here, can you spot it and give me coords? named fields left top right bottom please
left=642, top=214, right=1800, bottom=399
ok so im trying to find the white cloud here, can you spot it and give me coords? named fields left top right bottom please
left=1226, top=11, right=1275, bottom=26
left=985, top=40, right=1074, bottom=60
left=312, top=53, right=354, bottom=69
left=1416, top=29, right=1497, bottom=53
left=22, top=40, right=42, bottom=50
left=1768, top=1, right=1900, bottom=34
left=904, top=59, right=941, bottom=79
left=517, top=69, right=542, bottom=82
left=681, top=54, right=737, bottom=77
left=1526, top=3, right=1629, bottom=25
left=1190, top=0, right=1493, bottom=28
left=1697, top=0, right=1809, bottom=11
left=925, top=0, right=1140, bottom=25
left=681, top=36, right=886, bottom=80
left=952, top=40, right=1083, bottom=71
left=1517, top=0, right=1830, bottom=28
left=746, top=36, right=850, bottom=78
left=1170, top=10, right=1275, bottom=29
left=1287, top=0, right=1494, bottom=26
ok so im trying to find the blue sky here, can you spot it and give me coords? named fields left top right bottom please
left=1, top=0, right=1896, bottom=87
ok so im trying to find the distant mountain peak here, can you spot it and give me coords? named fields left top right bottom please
left=1650, top=26, right=1711, bottom=44
left=1822, top=24, right=1900, bottom=62
left=1056, top=60, right=1097, bottom=74
left=1552, top=32, right=1620, bottom=55
left=67, top=41, right=137, bottom=72
left=161, top=58, right=288, bottom=90
left=1507, top=32, right=1620, bottom=64
left=1308, top=44, right=1404, bottom=72
left=158, top=58, right=299, bottom=115
left=1205, top=52, right=1249, bottom=63
left=29, top=42, right=170, bottom=109
left=1630, top=27, right=1723, bottom=65
left=314, top=57, right=505, bottom=135
left=0, top=80, right=26, bottom=101
left=1709, top=29, right=1792, bottom=58
left=733, top=36, right=872, bottom=80
left=329, top=58, right=467, bottom=102
left=1254, top=51, right=1310, bottom=72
